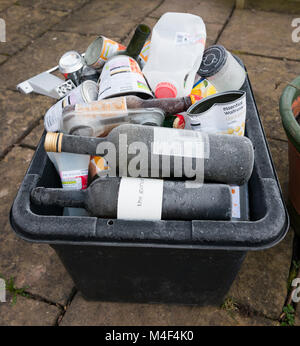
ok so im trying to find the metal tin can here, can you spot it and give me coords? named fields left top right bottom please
left=80, top=65, right=100, bottom=83
left=98, top=55, right=153, bottom=100
left=59, top=50, right=84, bottom=86
left=137, top=40, right=151, bottom=68
left=44, top=80, right=98, bottom=132
left=85, top=36, right=126, bottom=70
left=187, top=90, right=246, bottom=136
left=198, top=45, right=246, bottom=92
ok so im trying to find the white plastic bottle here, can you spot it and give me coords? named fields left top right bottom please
left=143, top=12, right=206, bottom=98
left=47, top=152, right=90, bottom=216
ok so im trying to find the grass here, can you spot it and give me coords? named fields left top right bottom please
left=0, top=274, right=29, bottom=305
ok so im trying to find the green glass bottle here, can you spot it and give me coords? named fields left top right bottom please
left=120, top=24, right=151, bottom=60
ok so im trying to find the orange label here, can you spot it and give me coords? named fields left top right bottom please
left=76, top=96, right=127, bottom=116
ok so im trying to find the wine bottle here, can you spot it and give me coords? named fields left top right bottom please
left=31, top=177, right=232, bottom=221
left=119, top=24, right=151, bottom=60
left=44, top=124, right=254, bottom=186
left=63, top=94, right=192, bottom=119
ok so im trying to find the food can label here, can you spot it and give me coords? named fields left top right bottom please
left=188, top=92, right=246, bottom=136
left=137, top=40, right=151, bottom=68
left=91, top=37, right=126, bottom=70
left=230, top=186, right=241, bottom=219
left=191, top=78, right=217, bottom=100
left=117, top=177, right=163, bottom=220
left=60, top=169, right=88, bottom=190
left=89, top=156, right=109, bottom=180
left=44, top=84, right=88, bottom=132
left=98, top=56, right=152, bottom=99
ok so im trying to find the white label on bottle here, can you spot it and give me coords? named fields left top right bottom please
left=98, top=56, right=152, bottom=100
left=117, top=177, right=163, bottom=221
left=230, top=185, right=240, bottom=219
left=188, top=93, right=246, bottom=136
left=60, top=169, right=88, bottom=190
left=152, top=127, right=209, bottom=158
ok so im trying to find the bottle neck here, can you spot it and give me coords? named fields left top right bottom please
left=31, top=187, right=86, bottom=209
left=44, top=132, right=106, bottom=155
left=126, top=96, right=192, bottom=115
left=125, top=24, right=151, bottom=60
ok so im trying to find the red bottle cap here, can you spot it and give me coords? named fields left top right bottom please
left=155, top=82, right=177, bottom=98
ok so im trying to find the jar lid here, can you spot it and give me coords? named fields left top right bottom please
left=81, top=80, right=99, bottom=103
left=198, top=45, right=228, bottom=78
left=155, top=82, right=177, bottom=98
left=59, top=51, right=83, bottom=74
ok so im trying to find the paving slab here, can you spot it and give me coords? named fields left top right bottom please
left=234, top=54, right=300, bottom=142
left=0, top=146, right=74, bottom=305
left=18, top=0, right=90, bottom=12
left=228, top=228, right=293, bottom=320
left=219, top=9, right=300, bottom=61
left=0, top=55, right=8, bottom=65
left=55, top=0, right=161, bottom=37
left=0, top=296, right=60, bottom=326
left=21, top=119, right=45, bottom=149
left=151, top=0, right=234, bottom=25
left=0, top=0, right=17, bottom=12
left=60, top=293, right=277, bottom=326
left=0, top=5, right=66, bottom=56
left=0, top=90, right=53, bottom=158
left=0, top=31, right=97, bottom=90
left=245, top=0, right=300, bottom=15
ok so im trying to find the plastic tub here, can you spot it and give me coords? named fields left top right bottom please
left=10, top=59, right=289, bottom=305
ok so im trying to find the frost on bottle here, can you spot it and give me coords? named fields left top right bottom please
left=143, top=12, right=206, bottom=98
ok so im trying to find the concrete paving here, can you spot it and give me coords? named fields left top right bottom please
left=0, top=0, right=299, bottom=326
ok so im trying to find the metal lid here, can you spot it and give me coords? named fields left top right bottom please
left=198, top=45, right=228, bottom=78
left=81, top=80, right=99, bottom=103
left=59, top=51, right=83, bottom=74
left=129, top=108, right=165, bottom=127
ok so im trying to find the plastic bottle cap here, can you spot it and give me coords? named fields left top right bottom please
left=155, top=82, right=177, bottom=98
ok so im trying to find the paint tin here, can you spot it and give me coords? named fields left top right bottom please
left=198, top=45, right=246, bottom=92
left=98, top=55, right=153, bottom=100
left=59, top=50, right=84, bottom=86
left=44, top=80, right=99, bottom=132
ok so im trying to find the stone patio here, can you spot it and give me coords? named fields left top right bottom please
left=0, top=0, right=299, bottom=326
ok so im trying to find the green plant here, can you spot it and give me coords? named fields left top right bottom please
left=0, top=274, right=29, bottom=305
left=280, top=304, right=295, bottom=326
left=287, top=260, right=300, bottom=292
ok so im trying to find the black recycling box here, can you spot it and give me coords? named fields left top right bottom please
left=10, top=61, right=289, bottom=305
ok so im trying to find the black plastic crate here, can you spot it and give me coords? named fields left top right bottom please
left=10, top=61, right=289, bottom=306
